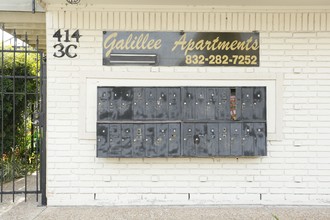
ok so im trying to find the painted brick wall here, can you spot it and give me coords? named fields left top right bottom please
left=46, top=6, right=330, bottom=206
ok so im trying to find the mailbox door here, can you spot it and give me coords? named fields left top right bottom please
left=121, top=124, right=133, bottom=157
left=108, top=124, right=122, bottom=156
left=97, top=124, right=109, bottom=157
left=156, top=124, right=168, bottom=157
left=109, top=88, right=122, bottom=120
left=145, top=124, right=156, bottom=157
left=132, top=124, right=145, bottom=157
left=230, top=123, right=242, bottom=156
left=145, top=88, right=157, bottom=119
left=156, top=88, right=169, bottom=119
left=230, top=87, right=242, bottom=121
left=97, top=88, right=111, bottom=121
left=253, top=87, right=266, bottom=120
left=194, top=88, right=206, bottom=120
left=241, top=87, right=254, bottom=120
left=195, top=123, right=207, bottom=156
left=133, top=88, right=145, bottom=120
left=206, top=88, right=217, bottom=120
left=183, top=123, right=195, bottom=156
left=118, top=88, right=133, bottom=120
left=217, top=88, right=231, bottom=120
left=182, top=87, right=195, bottom=120
left=168, top=123, right=181, bottom=156
left=236, top=87, right=242, bottom=121
left=206, top=123, right=219, bottom=156
left=255, top=123, right=267, bottom=156
left=168, top=88, right=180, bottom=120
left=242, top=123, right=255, bottom=156
left=219, top=123, right=230, bottom=156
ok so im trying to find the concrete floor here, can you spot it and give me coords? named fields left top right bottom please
left=0, top=176, right=330, bottom=219
left=1, top=201, right=330, bottom=220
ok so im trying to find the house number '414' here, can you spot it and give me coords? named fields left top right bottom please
left=53, top=29, right=81, bottom=58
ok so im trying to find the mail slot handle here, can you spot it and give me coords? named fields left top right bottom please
left=109, top=53, right=158, bottom=65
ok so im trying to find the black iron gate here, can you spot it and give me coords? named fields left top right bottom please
left=0, top=27, right=46, bottom=205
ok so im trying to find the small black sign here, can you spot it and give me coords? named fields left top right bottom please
left=103, top=31, right=259, bottom=67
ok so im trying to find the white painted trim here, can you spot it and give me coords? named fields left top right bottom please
left=46, top=9, right=330, bottom=33
left=46, top=5, right=330, bottom=12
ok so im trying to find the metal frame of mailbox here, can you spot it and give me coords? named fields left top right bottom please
left=96, top=86, right=267, bottom=158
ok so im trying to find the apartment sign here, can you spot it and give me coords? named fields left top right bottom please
left=103, top=31, right=259, bottom=67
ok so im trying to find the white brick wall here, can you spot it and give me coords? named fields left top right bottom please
left=46, top=5, right=330, bottom=206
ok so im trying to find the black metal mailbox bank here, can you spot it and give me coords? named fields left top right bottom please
left=97, top=87, right=266, bottom=158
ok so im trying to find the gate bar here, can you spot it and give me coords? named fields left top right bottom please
left=1, top=25, right=4, bottom=203
left=24, top=32, right=28, bottom=202
left=35, top=36, right=39, bottom=203
left=0, top=50, right=40, bottom=54
left=40, top=50, right=47, bottom=206
left=12, top=30, right=17, bottom=203
left=1, top=190, right=41, bottom=194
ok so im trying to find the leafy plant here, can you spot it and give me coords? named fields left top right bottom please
left=0, top=45, right=41, bottom=182
left=1, top=147, right=39, bottom=182
left=272, top=213, right=280, bottom=220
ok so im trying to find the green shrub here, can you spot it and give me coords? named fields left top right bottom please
left=1, top=146, right=39, bottom=182
left=0, top=45, right=41, bottom=182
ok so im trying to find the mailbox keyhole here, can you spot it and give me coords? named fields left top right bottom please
left=193, top=135, right=200, bottom=144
